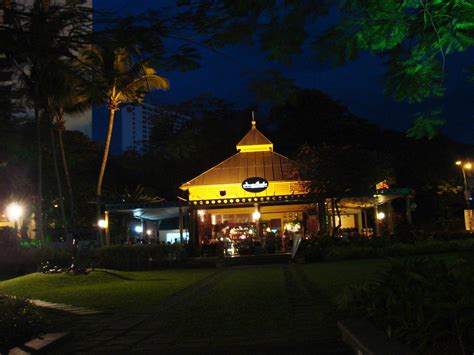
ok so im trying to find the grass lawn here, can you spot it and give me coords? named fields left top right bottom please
left=0, top=253, right=461, bottom=315
left=300, top=258, right=389, bottom=298
left=158, top=266, right=291, bottom=343
left=0, top=268, right=215, bottom=312
left=2, top=255, right=465, bottom=350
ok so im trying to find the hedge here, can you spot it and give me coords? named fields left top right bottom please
left=300, top=238, right=474, bottom=262
left=95, top=244, right=185, bottom=271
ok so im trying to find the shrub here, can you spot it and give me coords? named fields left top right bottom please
left=0, top=246, right=73, bottom=275
left=265, top=233, right=277, bottom=254
left=0, top=297, right=44, bottom=352
left=336, top=257, right=474, bottom=354
left=297, top=237, right=474, bottom=262
left=299, top=239, right=324, bottom=261
left=0, top=247, right=37, bottom=275
left=35, top=248, right=73, bottom=268
left=95, top=244, right=185, bottom=271
left=382, top=243, right=417, bottom=257
left=325, top=245, right=379, bottom=260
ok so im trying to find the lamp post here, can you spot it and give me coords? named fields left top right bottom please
left=98, top=218, right=108, bottom=246
left=252, top=204, right=261, bottom=241
left=6, top=202, right=23, bottom=237
left=456, top=161, right=472, bottom=209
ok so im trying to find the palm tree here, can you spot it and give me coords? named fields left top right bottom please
left=44, top=62, right=90, bottom=238
left=1, top=0, right=92, bottom=241
left=81, top=46, right=169, bottom=235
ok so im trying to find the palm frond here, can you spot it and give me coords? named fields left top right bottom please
left=120, top=74, right=169, bottom=102
left=113, top=48, right=132, bottom=75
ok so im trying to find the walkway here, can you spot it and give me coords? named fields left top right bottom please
left=29, top=299, right=105, bottom=316
left=49, top=265, right=351, bottom=354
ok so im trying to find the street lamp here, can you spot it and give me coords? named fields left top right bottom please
left=6, top=202, right=23, bottom=222
left=252, top=210, right=261, bottom=221
left=6, top=202, right=23, bottom=237
left=455, top=160, right=472, bottom=208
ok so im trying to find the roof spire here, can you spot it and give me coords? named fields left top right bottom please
left=251, top=110, right=256, bottom=127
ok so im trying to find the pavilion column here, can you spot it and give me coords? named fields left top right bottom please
left=317, top=200, right=327, bottom=235
left=331, top=198, right=336, bottom=236
left=387, top=201, right=394, bottom=235
left=374, top=204, right=380, bottom=236
left=179, top=206, right=184, bottom=243
left=302, top=211, right=308, bottom=237
left=363, top=209, right=368, bottom=229
left=105, top=210, right=110, bottom=246
left=405, top=196, right=412, bottom=224
left=189, top=208, right=199, bottom=251
left=356, top=212, right=363, bottom=232
left=141, top=219, right=146, bottom=241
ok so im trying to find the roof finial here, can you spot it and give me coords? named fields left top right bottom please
left=251, top=110, right=256, bottom=127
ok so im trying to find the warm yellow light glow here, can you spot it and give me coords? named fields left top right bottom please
left=266, top=227, right=271, bottom=232
left=252, top=210, right=261, bottom=221
left=6, top=203, right=23, bottom=222
left=237, top=143, right=273, bottom=153
left=98, top=219, right=108, bottom=229
left=146, top=229, right=152, bottom=236
left=284, top=222, right=301, bottom=232
left=465, top=163, right=472, bottom=170
left=376, top=212, right=385, bottom=220
left=198, top=210, right=205, bottom=217
left=211, top=215, right=216, bottom=225
left=456, top=161, right=462, bottom=166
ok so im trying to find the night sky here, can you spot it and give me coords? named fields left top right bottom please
left=92, top=0, right=474, bottom=144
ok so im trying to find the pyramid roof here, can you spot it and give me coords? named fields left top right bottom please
left=181, top=119, right=297, bottom=188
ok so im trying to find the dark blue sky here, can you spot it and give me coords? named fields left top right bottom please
left=94, top=0, right=474, bottom=144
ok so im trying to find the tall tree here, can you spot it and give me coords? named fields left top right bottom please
left=179, top=1, right=473, bottom=103
left=1, top=0, right=92, bottom=240
left=296, top=144, right=392, bottom=235
left=80, top=45, right=169, bottom=231
left=43, top=61, right=90, bottom=236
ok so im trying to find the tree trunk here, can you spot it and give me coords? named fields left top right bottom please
left=96, top=108, right=116, bottom=245
left=34, top=97, right=44, bottom=241
left=318, top=198, right=328, bottom=235
left=330, top=198, right=336, bottom=237
left=50, top=125, right=68, bottom=243
left=332, top=198, right=342, bottom=238
left=57, top=122, right=76, bottom=233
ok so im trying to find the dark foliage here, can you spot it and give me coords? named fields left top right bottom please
left=336, top=257, right=474, bottom=354
left=178, top=1, right=473, bottom=103
left=95, top=244, right=186, bottom=271
left=0, top=296, right=44, bottom=352
left=299, top=236, right=474, bottom=262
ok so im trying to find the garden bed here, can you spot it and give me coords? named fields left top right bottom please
left=0, top=296, right=45, bottom=352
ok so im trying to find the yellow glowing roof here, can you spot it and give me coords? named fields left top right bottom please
left=181, top=119, right=298, bottom=188
left=181, top=150, right=295, bottom=187
left=236, top=120, right=273, bottom=152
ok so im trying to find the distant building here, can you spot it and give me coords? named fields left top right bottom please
left=0, top=5, right=21, bottom=122
left=92, top=102, right=191, bottom=155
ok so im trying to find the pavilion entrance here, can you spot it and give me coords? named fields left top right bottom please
left=196, top=204, right=309, bottom=256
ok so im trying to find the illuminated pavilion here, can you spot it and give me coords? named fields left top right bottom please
left=180, top=118, right=345, bottom=248
left=106, top=117, right=413, bottom=248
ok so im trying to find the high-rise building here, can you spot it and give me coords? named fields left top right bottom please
left=0, top=4, right=18, bottom=123
left=92, top=102, right=191, bottom=155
